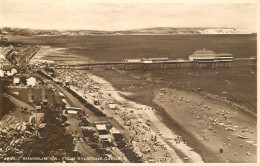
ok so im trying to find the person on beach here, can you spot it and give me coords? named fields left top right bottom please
left=219, top=147, right=224, bottom=153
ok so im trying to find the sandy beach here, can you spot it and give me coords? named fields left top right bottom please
left=86, top=73, right=204, bottom=163
left=29, top=43, right=257, bottom=163
left=30, top=46, right=90, bottom=65
left=52, top=68, right=204, bottom=163
left=153, top=88, right=256, bottom=163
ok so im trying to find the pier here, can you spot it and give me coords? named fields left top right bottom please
left=53, top=60, right=232, bottom=70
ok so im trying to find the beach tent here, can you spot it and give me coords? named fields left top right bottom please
left=108, top=102, right=116, bottom=109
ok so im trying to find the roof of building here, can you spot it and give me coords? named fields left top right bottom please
left=66, top=107, right=83, bottom=111
left=217, top=53, right=233, bottom=57
left=81, top=126, right=96, bottom=130
left=94, top=121, right=108, bottom=124
left=110, top=127, right=120, bottom=134
left=96, top=124, right=107, bottom=131
left=191, top=49, right=216, bottom=56
left=13, top=77, right=20, bottom=84
left=2, top=65, right=14, bottom=71
left=67, top=110, right=78, bottom=114
left=99, top=135, right=112, bottom=141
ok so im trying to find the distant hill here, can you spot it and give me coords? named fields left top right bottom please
left=0, top=27, right=253, bottom=36
left=116, top=27, right=252, bottom=35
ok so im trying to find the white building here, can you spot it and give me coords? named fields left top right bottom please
left=0, top=69, right=4, bottom=77
left=189, top=49, right=217, bottom=62
left=26, top=77, right=37, bottom=86
left=189, top=49, right=233, bottom=62
left=13, top=77, right=20, bottom=85
left=2, top=65, right=17, bottom=76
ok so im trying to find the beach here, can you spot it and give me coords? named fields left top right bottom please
left=86, top=73, right=204, bottom=163
left=90, top=70, right=257, bottom=163
left=153, top=88, right=256, bottom=162
left=51, top=68, right=204, bottom=163
left=24, top=34, right=257, bottom=162
left=48, top=66, right=256, bottom=162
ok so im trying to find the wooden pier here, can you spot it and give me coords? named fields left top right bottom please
left=53, top=60, right=232, bottom=70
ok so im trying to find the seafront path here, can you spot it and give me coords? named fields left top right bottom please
left=34, top=72, right=128, bottom=163
left=34, top=73, right=102, bottom=162
left=18, top=46, right=127, bottom=162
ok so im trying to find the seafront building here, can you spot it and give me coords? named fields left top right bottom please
left=189, top=49, right=233, bottom=62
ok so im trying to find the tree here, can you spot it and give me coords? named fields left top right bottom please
left=0, top=81, right=15, bottom=119
left=22, top=108, right=75, bottom=157
left=20, top=76, right=27, bottom=85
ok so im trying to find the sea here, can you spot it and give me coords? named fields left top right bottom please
left=8, top=34, right=257, bottom=112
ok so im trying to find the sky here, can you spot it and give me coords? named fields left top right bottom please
left=0, top=0, right=258, bottom=32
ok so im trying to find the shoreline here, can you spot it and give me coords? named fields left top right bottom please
left=50, top=68, right=204, bottom=162
left=85, top=73, right=204, bottom=163
left=152, top=87, right=256, bottom=163
left=119, top=87, right=219, bottom=162
left=109, top=72, right=256, bottom=163
left=38, top=63, right=257, bottom=163
left=29, top=44, right=256, bottom=163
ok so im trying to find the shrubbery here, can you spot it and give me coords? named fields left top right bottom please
left=0, top=82, right=15, bottom=119
left=21, top=108, right=74, bottom=158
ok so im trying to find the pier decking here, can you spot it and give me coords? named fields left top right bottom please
left=53, top=60, right=232, bottom=70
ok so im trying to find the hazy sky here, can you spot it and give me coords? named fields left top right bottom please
left=0, top=0, right=258, bottom=31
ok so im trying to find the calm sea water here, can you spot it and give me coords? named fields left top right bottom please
left=8, top=34, right=257, bottom=111
left=10, top=34, right=256, bottom=60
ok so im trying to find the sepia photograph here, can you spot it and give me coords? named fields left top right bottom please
left=0, top=0, right=258, bottom=163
